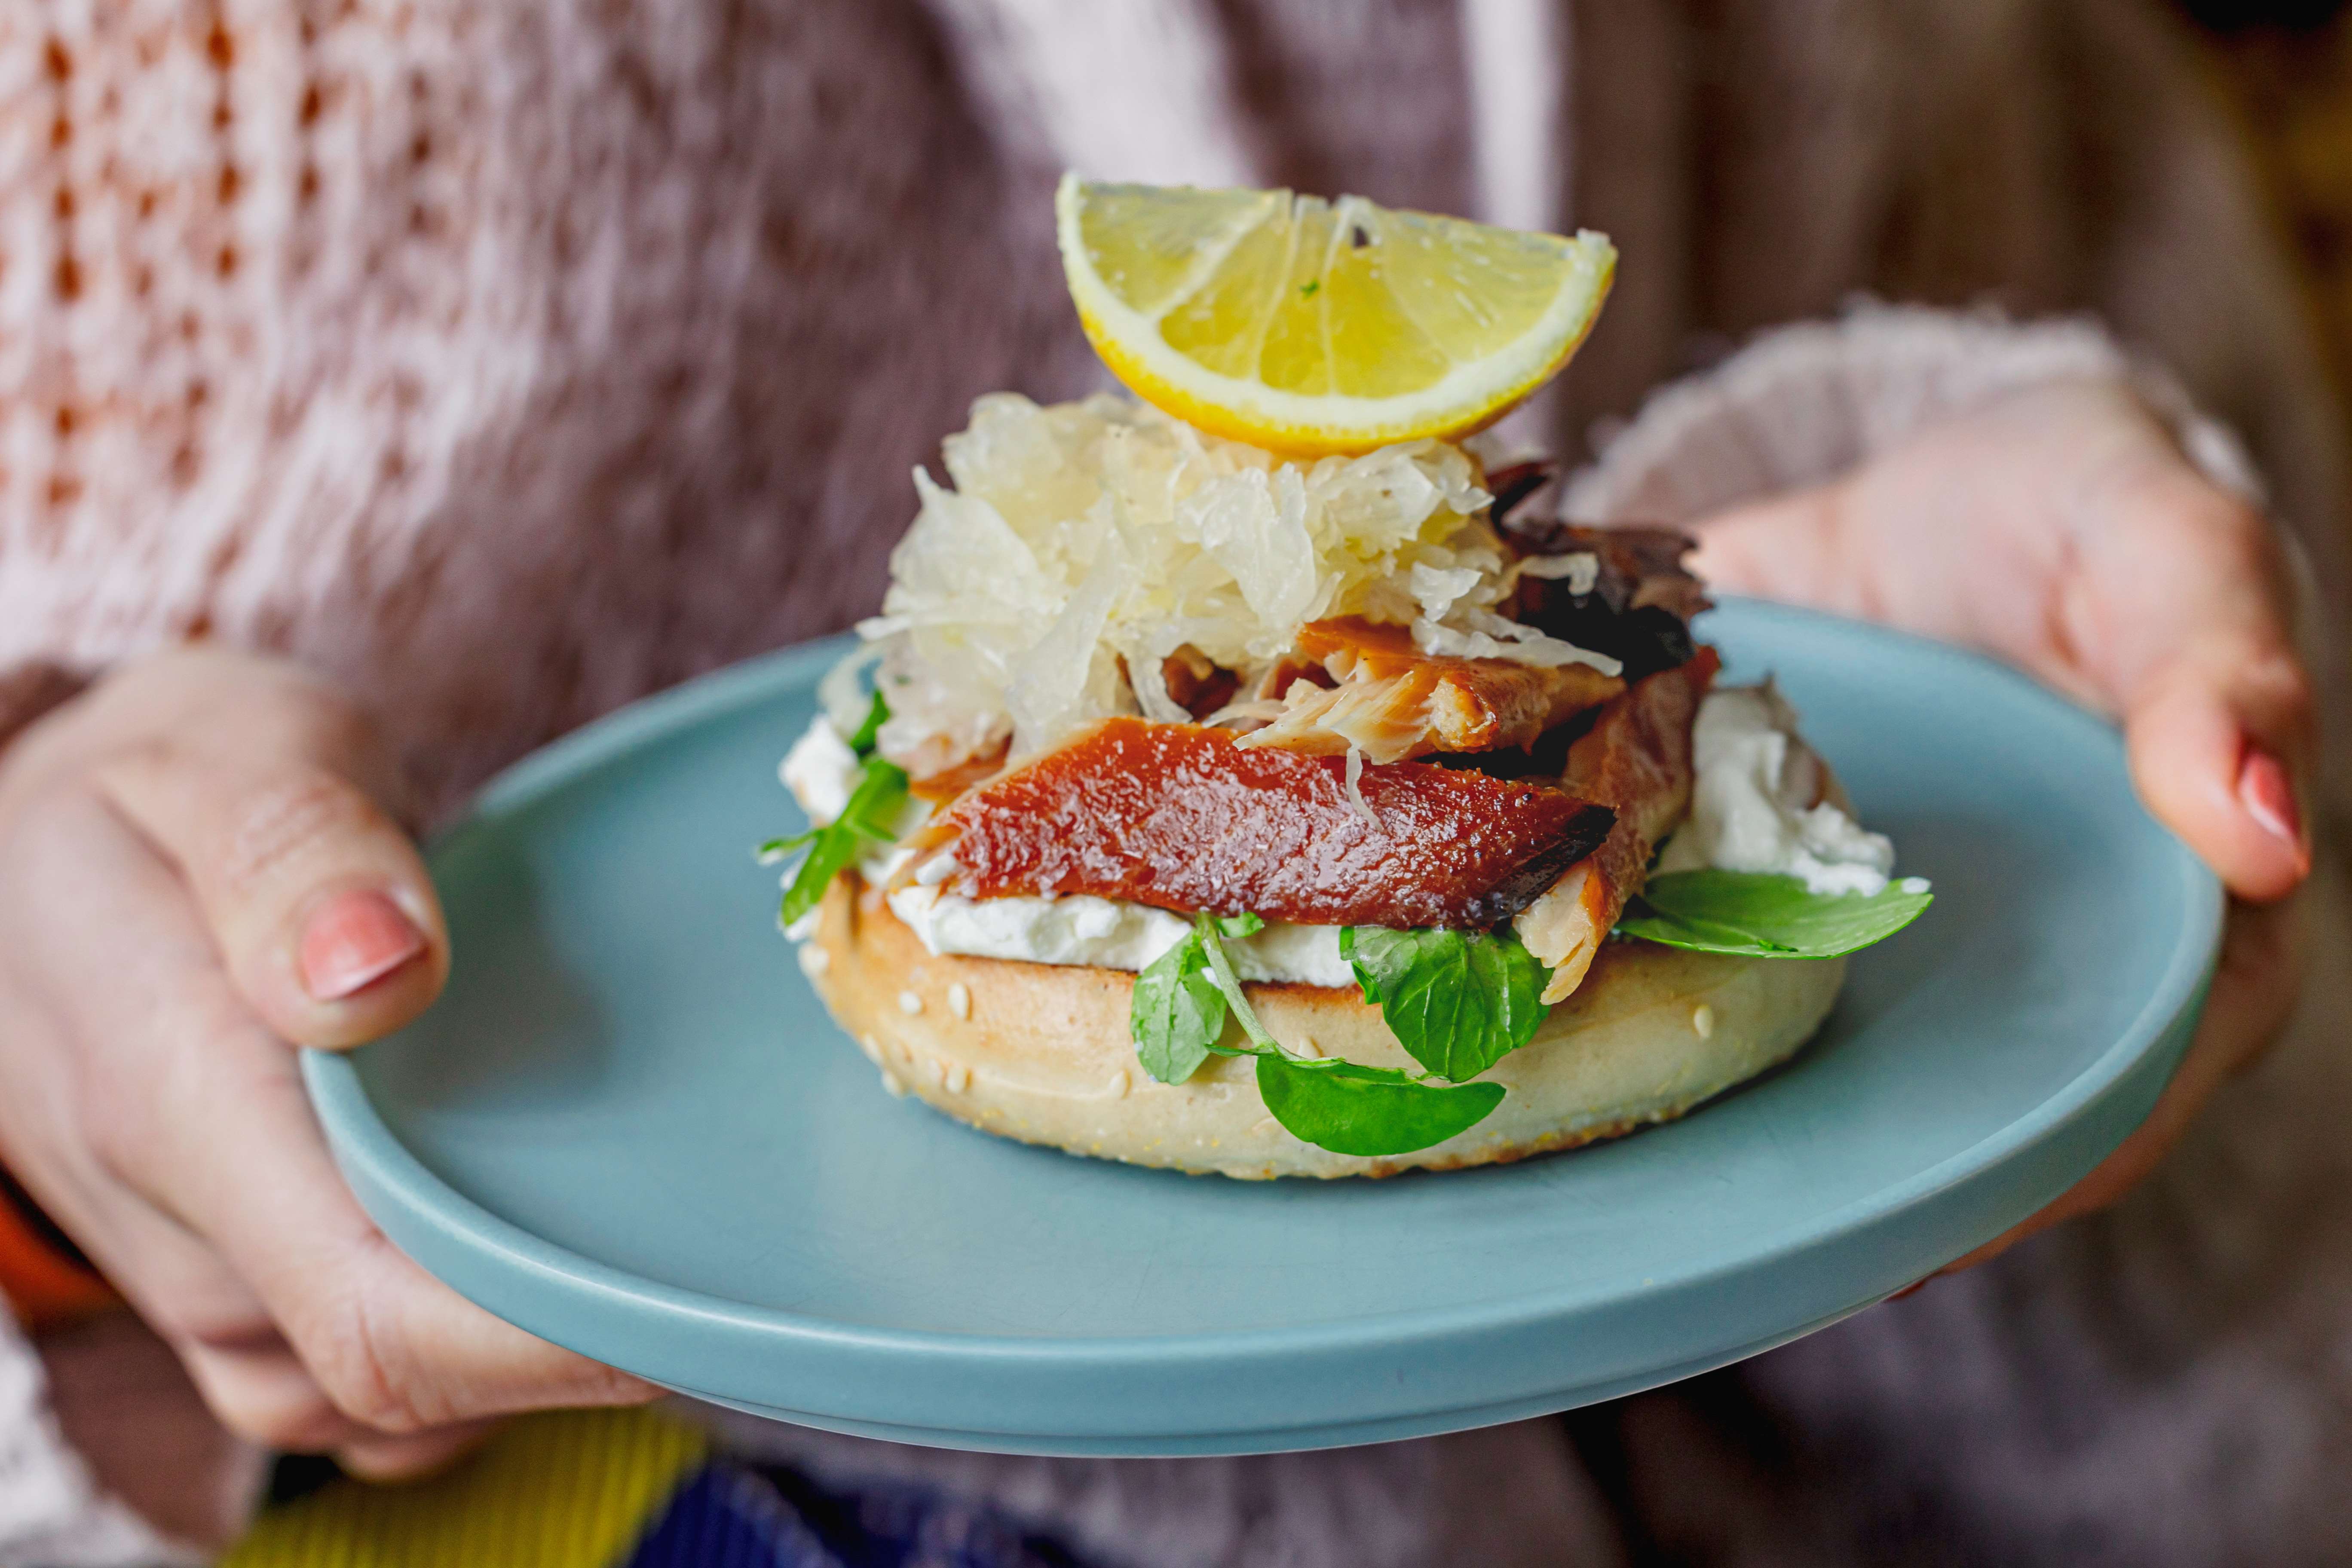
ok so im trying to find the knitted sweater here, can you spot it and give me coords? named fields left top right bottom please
left=2, top=0, right=2346, bottom=1562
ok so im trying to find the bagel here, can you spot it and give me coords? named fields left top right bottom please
left=803, top=874, right=1844, bottom=1179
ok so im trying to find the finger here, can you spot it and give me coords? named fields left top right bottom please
left=180, top=1333, right=503, bottom=1473
left=2125, top=648, right=2312, bottom=904
left=1687, top=485, right=1878, bottom=619
left=2057, top=468, right=2313, bottom=902
left=337, top=1422, right=501, bottom=1484
left=43, top=808, right=650, bottom=1440
left=0, top=784, right=283, bottom=1341
left=177, top=1333, right=387, bottom=1454
left=92, top=734, right=448, bottom=1050
left=1698, top=463, right=2315, bottom=903
left=135, top=997, right=657, bottom=1431
left=33, top=799, right=645, bottom=1434
left=1938, top=894, right=2306, bottom=1273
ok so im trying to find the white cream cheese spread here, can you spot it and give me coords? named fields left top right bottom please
left=1654, top=682, right=1894, bottom=895
left=885, top=883, right=1355, bottom=987
left=777, top=716, right=930, bottom=937
left=780, top=717, right=861, bottom=825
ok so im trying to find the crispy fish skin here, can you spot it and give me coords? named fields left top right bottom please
left=1234, top=617, right=1626, bottom=765
left=919, top=716, right=1617, bottom=929
left=1515, top=649, right=1718, bottom=1002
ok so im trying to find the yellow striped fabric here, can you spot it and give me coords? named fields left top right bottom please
left=224, top=1408, right=708, bottom=1568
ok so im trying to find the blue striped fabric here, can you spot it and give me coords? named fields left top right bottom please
left=625, top=1460, right=1086, bottom=1568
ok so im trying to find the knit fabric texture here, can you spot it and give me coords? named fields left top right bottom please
left=1, top=2, right=2347, bottom=1564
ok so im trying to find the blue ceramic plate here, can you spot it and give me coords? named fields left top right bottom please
left=306, top=600, right=2220, bottom=1456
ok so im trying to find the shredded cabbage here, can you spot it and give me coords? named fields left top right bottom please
left=863, top=392, right=1594, bottom=767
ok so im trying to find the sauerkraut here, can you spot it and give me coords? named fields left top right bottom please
left=859, top=392, right=1611, bottom=772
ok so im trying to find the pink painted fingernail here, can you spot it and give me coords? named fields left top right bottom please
left=300, top=890, right=427, bottom=1001
left=2238, top=749, right=2306, bottom=862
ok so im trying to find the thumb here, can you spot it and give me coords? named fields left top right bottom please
left=2083, top=481, right=2316, bottom=906
left=95, top=738, right=449, bottom=1049
left=2124, top=643, right=2312, bottom=904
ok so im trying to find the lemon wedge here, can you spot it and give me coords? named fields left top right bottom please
left=1056, top=173, right=1615, bottom=457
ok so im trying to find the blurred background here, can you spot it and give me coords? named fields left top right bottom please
left=2195, top=0, right=2352, bottom=429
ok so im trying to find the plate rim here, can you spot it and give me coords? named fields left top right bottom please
left=305, top=599, right=2223, bottom=1436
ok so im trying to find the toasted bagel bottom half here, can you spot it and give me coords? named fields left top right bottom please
left=806, top=876, right=1844, bottom=1179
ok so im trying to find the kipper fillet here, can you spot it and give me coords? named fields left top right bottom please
left=1235, top=617, right=1626, bottom=764
left=1515, top=649, right=1718, bottom=1001
left=911, top=716, right=1617, bottom=930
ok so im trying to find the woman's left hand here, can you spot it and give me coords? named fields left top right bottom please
left=1687, top=378, right=2315, bottom=1269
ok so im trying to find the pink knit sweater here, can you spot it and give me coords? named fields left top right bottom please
left=3, top=0, right=2341, bottom=810
left=3, top=1, right=2347, bottom=1562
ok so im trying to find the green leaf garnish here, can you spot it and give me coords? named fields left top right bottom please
left=757, top=829, right=818, bottom=858
left=1338, top=926, right=1550, bottom=1082
left=1191, top=913, right=1281, bottom=1053
left=1124, top=913, right=1508, bottom=1158
left=1615, top=869, right=1932, bottom=958
left=1130, top=928, right=1228, bottom=1085
left=1129, top=912, right=1281, bottom=1084
left=1253, top=1054, right=1505, bottom=1158
left=774, top=756, right=910, bottom=928
left=846, top=690, right=889, bottom=757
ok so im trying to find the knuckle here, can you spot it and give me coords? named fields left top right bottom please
left=215, top=767, right=386, bottom=901
left=77, top=1098, right=150, bottom=1190
left=299, top=1288, right=432, bottom=1434
left=74, top=1047, right=163, bottom=1187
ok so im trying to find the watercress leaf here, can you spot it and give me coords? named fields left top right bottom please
left=1254, top=1053, right=1505, bottom=1157
left=1336, top=927, right=1381, bottom=1005
left=1195, top=913, right=1282, bottom=1052
left=756, top=830, right=818, bottom=861
left=1617, top=870, right=1932, bottom=958
left=775, top=757, right=911, bottom=928
left=847, top=690, right=890, bottom=756
left=1214, top=912, right=1266, bottom=939
left=1342, top=926, right=1550, bottom=1082
left=1610, top=908, right=1797, bottom=958
left=838, top=759, right=911, bottom=837
left=778, top=827, right=863, bottom=928
left=1130, top=932, right=1226, bottom=1084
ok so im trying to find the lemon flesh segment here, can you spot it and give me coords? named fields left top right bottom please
left=1059, top=174, right=1615, bottom=456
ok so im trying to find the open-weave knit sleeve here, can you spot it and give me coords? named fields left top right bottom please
left=0, top=2, right=1085, bottom=819
left=0, top=1309, right=194, bottom=1568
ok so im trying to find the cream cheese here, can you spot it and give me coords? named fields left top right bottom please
left=1654, top=682, right=1894, bottom=895
left=779, top=717, right=860, bottom=824
left=885, top=885, right=1355, bottom=987
left=776, top=715, right=930, bottom=914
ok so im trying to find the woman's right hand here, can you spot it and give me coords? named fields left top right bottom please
left=0, top=648, right=651, bottom=1479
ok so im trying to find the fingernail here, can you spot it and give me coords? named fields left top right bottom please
left=2238, top=748, right=2306, bottom=861
left=300, top=890, right=427, bottom=1001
